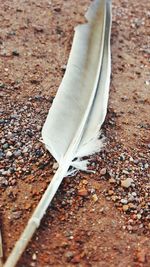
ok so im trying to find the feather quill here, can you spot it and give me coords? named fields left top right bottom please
left=4, top=1, right=112, bottom=266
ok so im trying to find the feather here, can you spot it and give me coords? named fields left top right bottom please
left=42, top=0, right=111, bottom=168
left=4, top=1, right=112, bottom=266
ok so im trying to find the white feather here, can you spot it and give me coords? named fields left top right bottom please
left=42, top=0, right=111, bottom=172
left=4, top=1, right=112, bottom=266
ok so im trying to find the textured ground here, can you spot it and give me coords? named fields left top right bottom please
left=0, top=0, right=150, bottom=266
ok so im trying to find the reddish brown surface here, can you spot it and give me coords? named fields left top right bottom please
left=0, top=0, right=150, bottom=266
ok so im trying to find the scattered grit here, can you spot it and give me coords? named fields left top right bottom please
left=0, top=0, right=150, bottom=266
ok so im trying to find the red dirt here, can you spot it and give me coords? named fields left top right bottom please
left=0, top=0, right=149, bottom=266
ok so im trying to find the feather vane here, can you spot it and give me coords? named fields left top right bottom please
left=42, top=0, right=111, bottom=171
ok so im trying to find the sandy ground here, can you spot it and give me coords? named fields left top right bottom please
left=0, top=0, right=150, bottom=266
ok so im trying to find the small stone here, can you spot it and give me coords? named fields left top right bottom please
left=90, top=188, right=95, bottom=194
left=145, top=80, right=150, bottom=86
left=127, top=225, right=133, bottom=231
left=23, top=147, right=28, bottom=153
left=111, top=195, right=118, bottom=202
left=0, top=119, right=5, bottom=124
left=122, top=205, right=129, bottom=212
left=11, top=179, right=17, bottom=186
left=109, top=178, right=116, bottom=184
left=99, top=207, right=105, bottom=213
left=1, top=138, right=6, bottom=144
left=128, top=196, right=135, bottom=202
left=37, top=125, right=42, bottom=131
left=92, top=194, right=98, bottom=202
left=129, top=203, right=137, bottom=209
left=65, top=251, right=74, bottom=261
left=100, top=168, right=107, bottom=175
left=1, top=170, right=9, bottom=176
left=72, top=254, right=82, bottom=263
left=131, top=192, right=137, bottom=197
left=14, top=150, right=22, bottom=157
left=33, top=26, right=44, bottom=33
left=144, top=163, right=149, bottom=169
left=0, top=151, right=4, bottom=159
left=108, top=190, right=114, bottom=196
left=0, top=82, right=5, bottom=88
left=32, top=253, right=37, bottom=261
left=121, top=199, right=128, bottom=204
left=0, top=177, right=8, bottom=186
left=82, top=179, right=88, bottom=185
left=122, top=169, right=129, bottom=175
left=78, top=188, right=88, bottom=197
left=3, top=143, right=9, bottom=149
left=120, top=153, right=125, bottom=161
left=6, top=151, right=13, bottom=158
left=121, top=178, right=133, bottom=188
left=137, top=214, right=142, bottom=220
left=53, top=162, right=59, bottom=170
left=24, top=203, right=32, bottom=210
left=17, top=142, right=22, bottom=147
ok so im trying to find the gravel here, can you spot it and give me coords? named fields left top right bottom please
left=0, top=0, right=150, bottom=265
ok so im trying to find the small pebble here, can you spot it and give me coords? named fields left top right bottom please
left=14, top=150, right=22, bottom=157
left=37, top=125, right=42, bottom=131
left=3, top=143, right=9, bottom=149
left=53, top=162, right=59, bottom=170
left=121, top=199, right=128, bottom=204
left=0, top=177, right=8, bottom=186
left=122, top=205, right=129, bottom=212
left=92, top=194, right=98, bottom=202
left=111, top=195, right=118, bottom=202
left=65, top=251, right=74, bottom=261
left=108, top=190, right=114, bottom=196
left=136, top=214, right=142, bottom=220
left=6, top=151, right=13, bottom=158
left=78, top=188, right=88, bottom=197
left=121, top=178, right=133, bottom=188
left=131, top=192, right=137, bottom=197
left=32, top=253, right=37, bottom=261
left=144, top=163, right=149, bottom=169
left=100, top=168, right=107, bottom=175
left=127, top=225, right=133, bottom=231
left=120, top=153, right=125, bottom=161
left=109, top=178, right=116, bottom=184
left=128, top=203, right=137, bottom=209
left=1, top=138, right=6, bottom=144
left=145, top=80, right=150, bottom=86
left=23, top=147, right=28, bottom=153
